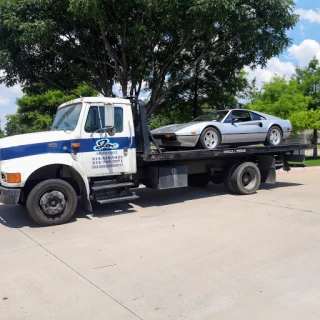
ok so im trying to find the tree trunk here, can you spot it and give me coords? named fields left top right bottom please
left=193, top=65, right=199, bottom=119
left=313, top=129, right=318, bottom=158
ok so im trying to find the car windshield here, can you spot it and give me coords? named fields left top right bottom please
left=51, top=103, right=82, bottom=131
left=191, top=111, right=229, bottom=122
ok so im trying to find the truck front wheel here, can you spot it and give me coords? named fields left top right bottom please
left=26, top=179, right=78, bottom=226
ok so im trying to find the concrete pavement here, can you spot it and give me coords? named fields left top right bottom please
left=1, top=170, right=320, bottom=320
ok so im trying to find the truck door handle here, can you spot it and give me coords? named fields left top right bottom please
left=128, top=121, right=133, bottom=148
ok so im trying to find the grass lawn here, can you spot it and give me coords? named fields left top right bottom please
left=305, top=157, right=320, bottom=167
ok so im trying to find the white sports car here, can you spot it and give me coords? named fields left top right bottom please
left=151, top=109, right=292, bottom=150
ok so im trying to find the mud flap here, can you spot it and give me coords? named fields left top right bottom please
left=257, top=155, right=276, bottom=184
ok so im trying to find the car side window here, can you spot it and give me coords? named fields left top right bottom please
left=232, top=110, right=252, bottom=122
left=250, top=112, right=266, bottom=121
left=223, top=112, right=233, bottom=123
left=85, top=106, right=123, bottom=133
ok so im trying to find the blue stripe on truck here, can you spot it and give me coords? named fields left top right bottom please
left=0, top=137, right=136, bottom=161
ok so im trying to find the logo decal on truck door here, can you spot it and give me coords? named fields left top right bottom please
left=93, top=139, right=119, bottom=151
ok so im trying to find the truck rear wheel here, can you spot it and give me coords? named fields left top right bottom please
left=230, top=162, right=261, bottom=195
left=223, top=163, right=239, bottom=193
left=26, top=179, right=77, bottom=226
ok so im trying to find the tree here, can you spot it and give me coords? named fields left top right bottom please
left=0, top=126, right=4, bottom=138
left=148, top=70, right=253, bottom=129
left=5, top=114, right=29, bottom=136
left=0, top=0, right=298, bottom=117
left=295, top=58, right=320, bottom=157
left=247, top=75, right=320, bottom=158
left=4, top=83, right=99, bottom=136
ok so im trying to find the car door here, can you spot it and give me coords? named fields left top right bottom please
left=222, top=110, right=262, bottom=143
left=79, top=103, right=136, bottom=177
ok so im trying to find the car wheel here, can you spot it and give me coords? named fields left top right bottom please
left=264, top=126, right=282, bottom=146
left=26, top=179, right=78, bottom=226
left=198, top=127, right=221, bottom=149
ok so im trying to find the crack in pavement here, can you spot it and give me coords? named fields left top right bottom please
left=3, top=217, right=144, bottom=320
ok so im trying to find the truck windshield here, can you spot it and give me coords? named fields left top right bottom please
left=51, top=103, right=82, bottom=131
left=191, top=110, right=229, bottom=122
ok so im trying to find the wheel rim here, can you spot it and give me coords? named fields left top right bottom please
left=204, top=130, right=219, bottom=149
left=240, top=168, right=257, bottom=190
left=269, top=128, right=281, bottom=145
left=39, top=189, right=67, bottom=217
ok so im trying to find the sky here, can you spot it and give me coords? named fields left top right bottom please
left=1, top=0, right=320, bottom=129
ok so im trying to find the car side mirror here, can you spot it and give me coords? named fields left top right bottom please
left=232, top=118, right=240, bottom=124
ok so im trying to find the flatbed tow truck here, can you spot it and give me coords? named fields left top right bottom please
left=0, top=97, right=311, bottom=226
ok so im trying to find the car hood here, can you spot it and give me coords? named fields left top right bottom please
left=0, top=130, right=73, bottom=149
left=151, top=123, right=196, bottom=134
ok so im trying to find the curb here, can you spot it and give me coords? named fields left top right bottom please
left=277, top=166, right=320, bottom=173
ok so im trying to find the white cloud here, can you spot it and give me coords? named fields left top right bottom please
left=288, top=39, right=320, bottom=66
left=295, top=8, right=320, bottom=24
left=244, top=58, right=295, bottom=89
left=0, top=97, right=10, bottom=105
left=245, top=39, right=320, bottom=89
left=0, top=77, right=23, bottom=129
left=8, top=84, right=23, bottom=95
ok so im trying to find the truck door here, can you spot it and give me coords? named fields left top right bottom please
left=79, top=103, right=136, bottom=177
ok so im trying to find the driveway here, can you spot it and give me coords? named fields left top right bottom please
left=1, top=170, right=320, bottom=320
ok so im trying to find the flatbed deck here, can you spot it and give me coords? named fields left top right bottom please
left=139, top=144, right=312, bottom=162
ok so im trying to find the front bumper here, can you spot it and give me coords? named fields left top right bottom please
left=153, top=134, right=199, bottom=148
left=0, top=185, right=21, bottom=205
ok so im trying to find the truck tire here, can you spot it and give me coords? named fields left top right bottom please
left=230, top=162, right=261, bottom=195
left=188, top=174, right=210, bottom=187
left=223, top=163, right=239, bottom=193
left=26, top=179, right=78, bottom=226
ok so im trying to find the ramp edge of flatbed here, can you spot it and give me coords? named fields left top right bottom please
left=138, top=144, right=313, bottom=162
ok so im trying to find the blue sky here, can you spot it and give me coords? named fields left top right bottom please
left=245, top=1, right=320, bottom=87
left=1, top=1, right=320, bottom=130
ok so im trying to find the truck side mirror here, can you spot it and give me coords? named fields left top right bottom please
left=104, top=105, right=115, bottom=129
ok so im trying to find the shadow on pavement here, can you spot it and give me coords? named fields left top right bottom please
left=0, top=181, right=303, bottom=229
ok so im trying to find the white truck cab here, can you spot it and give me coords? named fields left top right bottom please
left=0, top=97, right=139, bottom=225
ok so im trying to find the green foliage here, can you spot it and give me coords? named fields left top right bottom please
left=5, top=114, right=29, bottom=136
left=5, top=83, right=98, bottom=136
left=248, top=76, right=315, bottom=133
left=289, top=110, right=320, bottom=132
left=0, top=0, right=298, bottom=117
left=248, top=59, right=320, bottom=157
left=148, top=101, right=227, bottom=129
left=148, top=105, right=195, bottom=130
